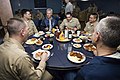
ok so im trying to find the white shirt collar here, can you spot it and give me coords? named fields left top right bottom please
left=106, top=52, right=120, bottom=59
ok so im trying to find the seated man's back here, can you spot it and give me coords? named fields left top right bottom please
left=75, top=55, right=120, bottom=80
left=75, top=16, right=120, bottom=80
left=0, top=38, right=30, bottom=80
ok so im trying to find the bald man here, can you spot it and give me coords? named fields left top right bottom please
left=0, top=18, right=52, bottom=80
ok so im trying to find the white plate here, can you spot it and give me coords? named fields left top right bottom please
left=45, top=33, right=54, bottom=38
left=73, top=38, right=82, bottom=43
left=33, top=33, right=41, bottom=37
left=72, top=34, right=77, bottom=37
left=50, top=34, right=54, bottom=37
left=39, top=31, right=45, bottom=35
left=67, top=51, right=86, bottom=63
left=73, top=44, right=81, bottom=48
left=33, top=31, right=45, bottom=37
left=25, top=38, right=38, bottom=44
left=32, top=49, right=50, bottom=60
left=83, top=43, right=96, bottom=51
left=79, top=35, right=87, bottom=39
left=46, top=31, right=51, bottom=34
left=42, top=44, right=53, bottom=50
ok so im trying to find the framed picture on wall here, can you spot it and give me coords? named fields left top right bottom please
left=34, top=0, right=47, bottom=9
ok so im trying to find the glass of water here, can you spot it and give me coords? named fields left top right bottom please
left=67, top=44, right=72, bottom=53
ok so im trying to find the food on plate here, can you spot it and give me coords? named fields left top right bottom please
left=35, top=52, right=43, bottom=57
left=84, top=43, right=96, bottom=51
left=55, top=31, right=71, bottom=42
left=70, top=51, right=77, bottom=56
left=56, top=37, right=70, bottom=42
left=31, top=38, right=37, bottom=41
left=44, top=45, right=51, bottom=49
left=75, top=38, right=81, bottom=41
left=73, top=44, right=81, bottom=48
left=68, top=51, right=86, bottom=63
left=72, top=33, right=77, bottom=37
left=69, top=51, right=83, bottom=61
left=32, top=49, right=50, bottom=60
left=42, top=44, right=53, bottom=50
left=25, top=38, right=37, bottom=44
left=73, top=38, right=82, bottom=43
left=59, top=31, right=65, bottom=40
left=35, top=51, right=48, bottom=58
left=35, top=39, right=43, bottom=45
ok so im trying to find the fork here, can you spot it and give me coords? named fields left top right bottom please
left=86, top=56, right=93, bottom=59
left=51, top=52, right=54, bottom=56
left=48, top=52, right=54, bottom=60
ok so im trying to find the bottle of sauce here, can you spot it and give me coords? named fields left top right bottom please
left=68, top=30, right=72, bottom=39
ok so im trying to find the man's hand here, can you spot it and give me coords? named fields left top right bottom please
left=55, top=26, right=59, bottom=29
left=73, top=27, right=77, bottom=31
left=41, top=52, right=48, bottom=62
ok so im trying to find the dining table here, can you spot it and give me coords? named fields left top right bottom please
left=24, top=31, right=95, bottom=70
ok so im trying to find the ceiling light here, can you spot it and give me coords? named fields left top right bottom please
left=81, top=0, right=89, bottom=1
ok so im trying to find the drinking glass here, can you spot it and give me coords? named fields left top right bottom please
left=67, top=44, right=72, bottom=53
left=49, top=38, right=53, bottom=44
